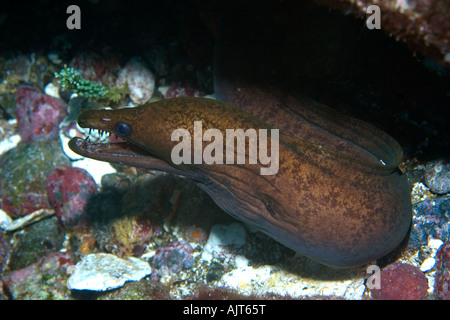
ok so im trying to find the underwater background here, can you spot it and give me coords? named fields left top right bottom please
left=0, top=0, right=449, bottom=300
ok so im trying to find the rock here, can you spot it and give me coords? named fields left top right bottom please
left=0, top=230, right=9, bottom=275
left=434, top=241, right=450, bottom=300
left=0, top=119, right=21, bottom=156
left=70, top=51, right=122, bottom=87
left=7, top=217, right=65, bottom=270
left=370, top=263, right=429, bottom=300
left=150, top=240, right=194, bottom=281
left=424, top=160, right=450, bottom=194
left=15, top=86, right=67, bottom=142
left=164, top=82, right=205, bottom=98
left=116, top=58, right=155, bottom=105
left=46, top=166, right=98, bottom=226
left=67, top=253, right=152, bottom=291
left=314, top=0, right=450, bottom=69
left=0, top=140, right=70, bottom=217
left=4, top=55, right=32, bottom=83
left=3, top=252, right=74, bottom=300
left=0, top=208, right=55, bottom=232
left=409, top=195, right=450, bottom=249
left=201, top=223, right=247, bottom=262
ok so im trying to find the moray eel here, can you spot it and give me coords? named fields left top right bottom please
left=68, top=1, right=412, bottom=268
left=69, top=96, right=411, bottom=268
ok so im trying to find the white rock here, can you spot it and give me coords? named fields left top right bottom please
left=0, top=209, right=13, bottom=230
left=70, top=158, right=116, bottom=186
left=235, top=255, right=249, bottom=268
left=201, top=223, right=247, bottom=261
left=116, top=58, right=155, bottom=105
left=0, top=208, right=55, bottom=232
left=420, top=257, right=436, bottom=272
left=67, top=253, right=152, bottom=291
left=59, top=130, right=84, bottom=161
left=0, top=134, right=21, bottom=156
left=428, top=238, right=444, bottom=251
left=59, top=130, right=116, bottom=185
left=44, top=82, right=61, bottom=99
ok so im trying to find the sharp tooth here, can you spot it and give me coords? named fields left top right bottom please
left=82, top=136, right=90, bottom=147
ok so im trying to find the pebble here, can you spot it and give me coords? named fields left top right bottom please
left=370, top=263, right=429, bottom=300
left=3, top=252, right=74, bottom=299
left=410, top=195, right=450, bottom=249
left=0, top=139, right=70, bottom=218
left=0, top=119, right=21, bottom=156
left=0, top=208, right=55, bottom=232
left=67, top=253, right=152, bottom=291
left=151, top=240, right=194, bottom=282
left=116, top=58, right=155, bottom=105
left=7, top=216, right=65, bottom=270
left=434, top=241, right=450, bottom=300
left=46, top=166, right=98, bottom=226
left=420, top=258, right=436, bottom=272
left=424, top=160, right=450, bottom=194
left=44, top=82, right=61, bottom=99
left=201, top=223, right=247, bottom=262
left=15, top=86, right=67, bottom=142
left=164, top=82, right=205, bottom=98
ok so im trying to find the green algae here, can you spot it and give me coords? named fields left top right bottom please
left=54, top=66, right=126, bottom=103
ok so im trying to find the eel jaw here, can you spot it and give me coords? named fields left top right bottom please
left=68, top=137, right=194, bottom=177
left=68, top=136, right=150, bottom=160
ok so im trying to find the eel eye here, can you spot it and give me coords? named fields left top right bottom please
left=114, top=122, right=132, bottom=137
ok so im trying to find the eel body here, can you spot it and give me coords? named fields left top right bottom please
left=68, top=1, right=412, bottom=268
left=69, top=96, right=411, bottom=268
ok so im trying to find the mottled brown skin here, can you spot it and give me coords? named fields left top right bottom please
left=69, top=97, right=411, bottom=268
left=69, top=1, right=412, bottom=268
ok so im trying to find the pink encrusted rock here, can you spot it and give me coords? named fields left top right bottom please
left=434, top=241, right=450, bottom=300
left=15, top=86, right=67, bottom=142
left=70, top=51, right=123, bottom=86
left=165, top=82, right=205, bottom=98
left=47, top=166, right=97, bottom=226
left=371, top=262, right=429, bottom=300
left=151, top=240, right=194, bottom=281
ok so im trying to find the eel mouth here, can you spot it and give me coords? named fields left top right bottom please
left=68, top=129, right=197, bottom=178
left=68, top=136, right=153, bottom=160
left=68, top=126, right=154, bottom=163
